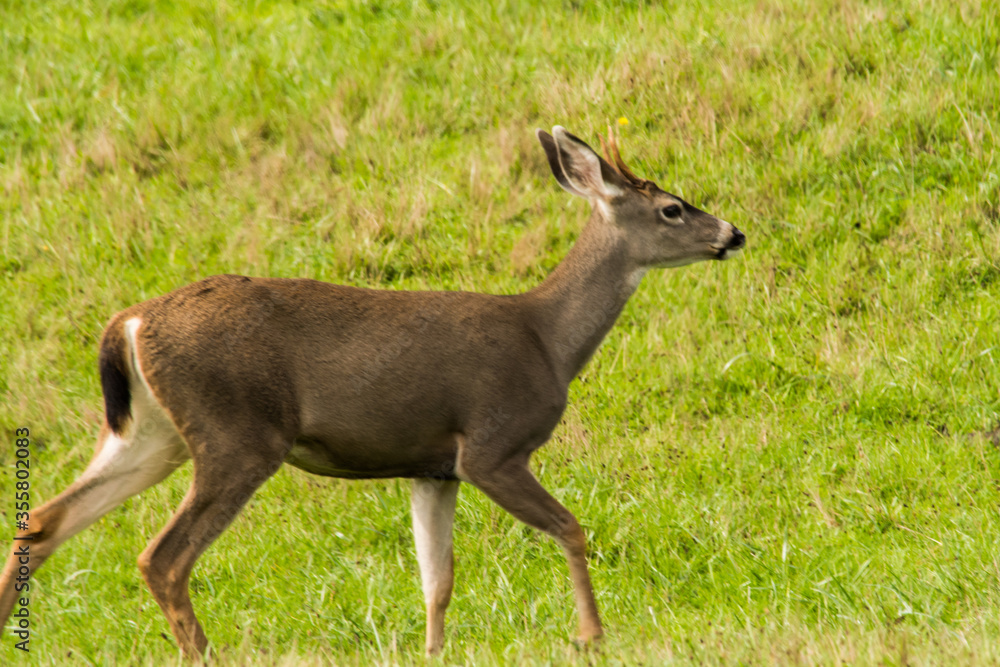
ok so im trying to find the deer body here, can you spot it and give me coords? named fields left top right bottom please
left=117, top=275, right=568, bottom=481
left=0, top=127, right=744, bottom=658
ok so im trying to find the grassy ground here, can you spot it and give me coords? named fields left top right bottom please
left=2, top=0, right=999, bottom=663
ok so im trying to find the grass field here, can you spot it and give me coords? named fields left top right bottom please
left=2, top=0, right=999, bottom=663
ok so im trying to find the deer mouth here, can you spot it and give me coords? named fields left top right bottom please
left=714, top=245, right=743, bottom=260
left=711, top=244, right=742, bottom=260
left=712, top=229, right=746, bottom=260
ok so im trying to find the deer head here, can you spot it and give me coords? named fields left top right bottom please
left=536, top=126, right=745, bottom=270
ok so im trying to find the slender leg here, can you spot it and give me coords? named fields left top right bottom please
left=459, top=456, right=603, bottom=643
left=0, top=422, right=187, bottom=633
left=136, top=448, right=282, bottom=660
left=411, top=478, right=460, bottom=655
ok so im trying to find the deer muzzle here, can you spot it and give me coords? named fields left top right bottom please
left=711, top=226, right=746, bottom=260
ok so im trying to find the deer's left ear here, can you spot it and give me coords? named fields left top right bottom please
left=537, top=129, right=586, bottom=198
left=551, top=126, right=628, bottom=201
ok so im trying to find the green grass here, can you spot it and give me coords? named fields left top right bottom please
left=2, top=0, right=999, bottom=663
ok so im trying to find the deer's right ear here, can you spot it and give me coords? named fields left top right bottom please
left=537, top=129, right=587, bottom=198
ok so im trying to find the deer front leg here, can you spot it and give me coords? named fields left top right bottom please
left=411, top=478, right=460, bottom=655
left=458, top=454, right=603, bottom=644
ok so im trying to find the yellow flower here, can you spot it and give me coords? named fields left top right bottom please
left=618, top=117, right=629, bottom=126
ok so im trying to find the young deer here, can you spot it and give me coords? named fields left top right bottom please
left=0, top=127, right=744, bottom=658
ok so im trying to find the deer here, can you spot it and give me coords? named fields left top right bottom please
left=0, top=126, right=744, bottom=659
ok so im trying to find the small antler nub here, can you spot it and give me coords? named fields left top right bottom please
left=601, top=124, right=646, bottom=188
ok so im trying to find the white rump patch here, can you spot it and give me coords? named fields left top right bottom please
left=76, top=316, right=190, bottom=521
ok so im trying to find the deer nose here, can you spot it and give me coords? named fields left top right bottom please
left=728, top=228, right=746, bottom=249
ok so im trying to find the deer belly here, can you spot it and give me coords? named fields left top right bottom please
left=284, top=434, right=458, bottom=480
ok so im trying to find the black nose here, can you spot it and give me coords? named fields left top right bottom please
left=729, top=228, right=746, bottom=249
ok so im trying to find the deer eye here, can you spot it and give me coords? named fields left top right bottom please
left=660, top=204, right=683, bottom=220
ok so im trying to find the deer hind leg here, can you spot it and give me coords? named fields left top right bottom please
left=0, top=389, right=189, bottom=634
left=411, top=478, right=460, bottom=655
left=458, top=451, right=603, bottom=644
left=137, top=433, right=287, bottom=660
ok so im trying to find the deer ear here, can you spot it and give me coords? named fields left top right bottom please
left=537, top=129, right=586, bottom=198
left=551, top=126, right=626, bottom=200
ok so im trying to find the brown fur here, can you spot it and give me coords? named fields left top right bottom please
left=0, top=127, right=744, bottom=659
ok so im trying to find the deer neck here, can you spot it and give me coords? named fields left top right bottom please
left=526, top=209, right=645, bottom=383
